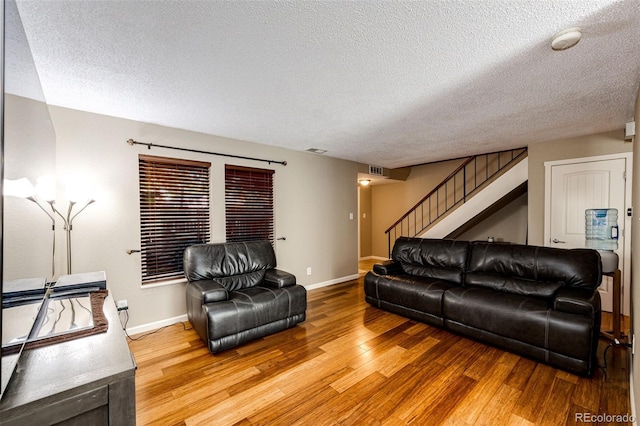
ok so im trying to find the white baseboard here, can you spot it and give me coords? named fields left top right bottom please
left=127, top=313, right=188, bottom=336
left=304, top=274, right=360, bottom=291
left=127, top=273, right=363, bottom=334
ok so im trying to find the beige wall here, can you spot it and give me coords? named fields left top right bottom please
left=370, top=159, right=465, bottom=257
left=527, top=130, right=632, bottom=246
left=457, top=192, right=528, bottom=244
left=16, top=105, right=362, bottom=329
left=359, top=185, right=372, bottom=258
left=370, top=157, right=531, bottom=256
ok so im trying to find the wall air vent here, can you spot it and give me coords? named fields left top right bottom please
left=368, top=165, right=384, bottom=176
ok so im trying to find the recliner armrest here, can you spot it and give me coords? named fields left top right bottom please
left=553, top=287, right=601, bottom=316
left=373, top=260, right=402, bottom=275
left=186, top=279, right=229, bottom=303
left=263, top=269, right=296, bottom=288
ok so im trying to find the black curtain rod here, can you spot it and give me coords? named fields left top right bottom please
left=126, top=139, right=287, bottom=166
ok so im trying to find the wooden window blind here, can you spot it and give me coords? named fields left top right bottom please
left=225, top=165, right=274, bottom=243
left=139, top=155, right=211, bottom=284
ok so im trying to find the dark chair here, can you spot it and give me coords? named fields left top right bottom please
left=184, top=240, right=306, bottom=353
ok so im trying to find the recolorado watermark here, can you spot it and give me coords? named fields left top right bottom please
left=575, top=412, right=635, bottom=423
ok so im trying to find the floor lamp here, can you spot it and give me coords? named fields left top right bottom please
left=4, top=178, right=56, bottom=280
left=50, top=198, right=95, bottom=275
left=4, top=177, right=96, bottom=277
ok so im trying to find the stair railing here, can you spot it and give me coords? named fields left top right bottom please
left=385, top=147, right=527, bottom=256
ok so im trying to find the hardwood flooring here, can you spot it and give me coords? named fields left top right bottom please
left=129, top=276, right=631, bottom=425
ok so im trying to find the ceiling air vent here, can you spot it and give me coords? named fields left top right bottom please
left=368, top=165, right=384, bottom=176
left=306, top=148, right=327, bottom=154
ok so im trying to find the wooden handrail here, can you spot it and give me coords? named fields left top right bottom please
left=384, top=155, right=476, bottom=233
left=384, top=147, right=527, bottom=256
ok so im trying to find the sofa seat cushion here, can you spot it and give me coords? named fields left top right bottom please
left=444, top=286, right=551, bottom=348
left=366, top=273, right=460, bottom=317
left=204, top=285, right=306, bottom=341
left=444, top=286, right=596, bottom=361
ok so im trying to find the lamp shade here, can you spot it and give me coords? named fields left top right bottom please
left=35, top=175, right=56, bottom=202
left=65, top=178, right=94, bottom=203
left=3, top=178, right=35, bottom=198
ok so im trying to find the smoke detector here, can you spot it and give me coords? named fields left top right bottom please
left=551, top=27, right=582, bottom=51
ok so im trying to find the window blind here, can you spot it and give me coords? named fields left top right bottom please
left=225, top=165, right=274, bottom=243
left=139, top=155, right=211, bottom=283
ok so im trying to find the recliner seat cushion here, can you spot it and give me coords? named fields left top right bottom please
left=205, top=285, right=306, bottom=341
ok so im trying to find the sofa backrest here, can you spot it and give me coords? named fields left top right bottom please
left=466, top=242, right=602, bottom=298
left=392, top=237, right=469, bottom=285
left=183, top=240, right=276, bottom=291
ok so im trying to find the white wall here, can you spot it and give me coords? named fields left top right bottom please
left=37, top=105, right=360, bottom=328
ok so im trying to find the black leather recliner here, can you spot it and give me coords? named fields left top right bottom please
left=184, top=240, right=306, bottom=353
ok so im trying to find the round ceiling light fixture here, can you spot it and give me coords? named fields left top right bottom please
left=551, top=27, right=582, bottom=51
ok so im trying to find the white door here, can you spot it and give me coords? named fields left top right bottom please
left=547, top=157, right=627, bottom=312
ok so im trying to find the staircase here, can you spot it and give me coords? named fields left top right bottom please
left=385, top=148, right=528, bottom=255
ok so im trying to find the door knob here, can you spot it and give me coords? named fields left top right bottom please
left=552, top=239, right=566, bottom=244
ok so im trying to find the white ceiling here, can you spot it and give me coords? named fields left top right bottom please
left=9, top=0, right=640, bottom=169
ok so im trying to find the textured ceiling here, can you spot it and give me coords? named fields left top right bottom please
left=10, top=0, right=640, bottom=169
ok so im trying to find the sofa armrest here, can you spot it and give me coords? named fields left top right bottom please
left=553, top=287, right=601, bottom=316
left=373, top=260, right=402, bottom=275
left=186, top=279, right=229, bottom=303
left=263, top=269, right=296, bottom=288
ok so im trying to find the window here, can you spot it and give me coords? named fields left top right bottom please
left=225, top=165, right=274, bottom=243
left=139, top=155, right=210, bottom=284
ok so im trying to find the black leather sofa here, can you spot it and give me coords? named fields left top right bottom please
left=364, top=237, right=602, bottom=375
left=184, top=240, right=306, bottom=353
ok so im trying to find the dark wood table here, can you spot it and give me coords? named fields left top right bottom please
left=1, top=295, right=136, bottom=425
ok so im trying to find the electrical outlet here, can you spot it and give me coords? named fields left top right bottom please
left=306, top=267, right=312, bottom=276
left=116, top=300, right=128, bottom=311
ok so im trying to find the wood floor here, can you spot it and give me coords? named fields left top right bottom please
left=128, top=275, right=631, bottom=425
